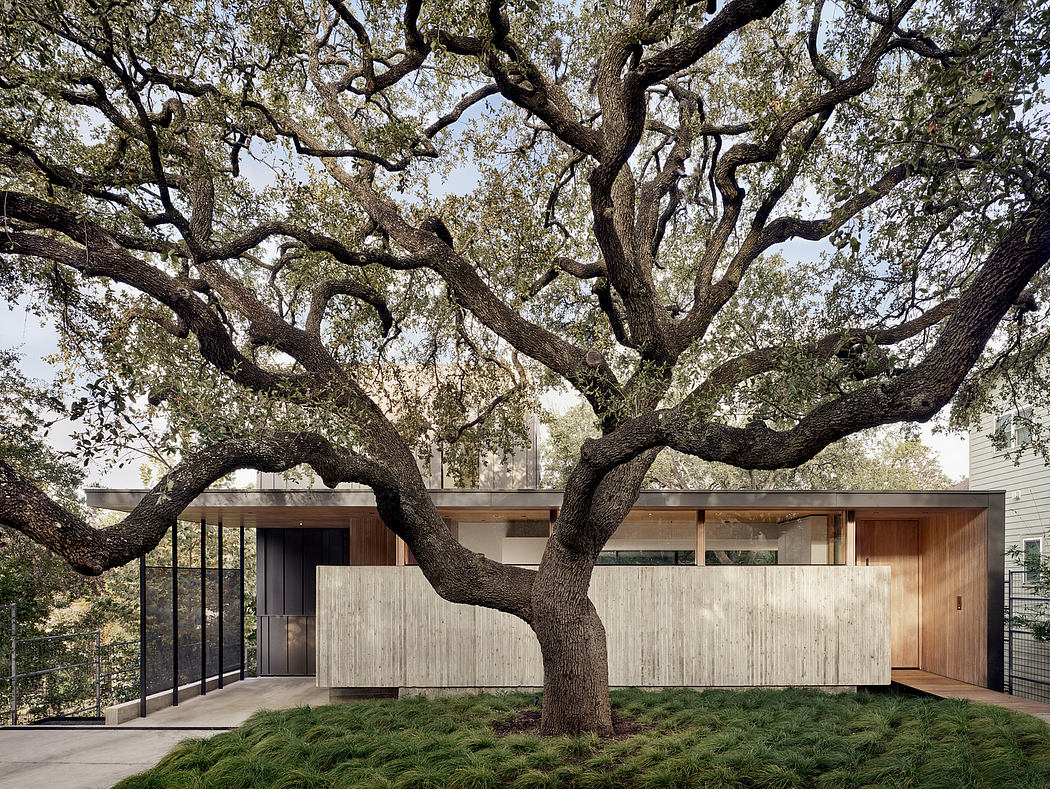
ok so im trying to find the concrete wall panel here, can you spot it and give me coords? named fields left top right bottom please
left=317, top=565, right=890, bottom=689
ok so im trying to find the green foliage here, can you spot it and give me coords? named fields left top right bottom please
left=544, top=400, right=958, bottom=490
left=0, top=352, right=254, bottom=711
left=1006, top=540, right=1050, bottom=641
left=0, top=349, right=118, bottom=642
left=113, top=688, right=1050, bottom=789
left=0, top=349, right=83, bottom=508
left=0, top=510, right=142, bottom=721
left=1, top=0, right=1046, bottom=484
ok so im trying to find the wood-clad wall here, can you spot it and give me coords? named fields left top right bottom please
left=349, top=515, right=396, bottom=565
left=919, top=510, right=988, bottom=686
left=856, top=521, right=919, bottom=668
left=317, top=565, right=891, bottom=689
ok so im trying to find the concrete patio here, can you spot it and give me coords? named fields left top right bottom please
left=115, top=676, right=330, bottom=729
left=0, top=677, right=330, bottom=789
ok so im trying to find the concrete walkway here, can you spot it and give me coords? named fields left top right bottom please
left=0, top=678, right=330, bottom=789
left=117, top=676, right=330, bottom=728
left=0, top=726, right=223, bottom=789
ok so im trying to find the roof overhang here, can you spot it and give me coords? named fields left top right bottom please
left=85, top=487, right=1005, bottom=529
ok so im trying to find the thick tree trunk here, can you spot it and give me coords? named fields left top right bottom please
left=532, top=541, right=613, bottom=736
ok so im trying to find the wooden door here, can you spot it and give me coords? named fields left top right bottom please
left=856, top=521, right=919, bottom=668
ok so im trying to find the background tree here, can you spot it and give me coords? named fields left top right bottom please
left=0, top=352, right=101, bottom=635
left=1, top=0, right=1048, bottom=734
left=0, top=355, right=142, bottom=719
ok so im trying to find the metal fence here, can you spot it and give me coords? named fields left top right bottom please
left=1006, top=570, right=1050, bottom=703
left=0, top=602, right=141, bottom=725
left=3, top=522, right=254, bottom=724
left=140, top=520, right=247, bottom=715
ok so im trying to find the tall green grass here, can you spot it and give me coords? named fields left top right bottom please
left=113, top=688, right=1050, bottom=788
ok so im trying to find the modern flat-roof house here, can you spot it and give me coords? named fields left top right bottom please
left=88, top=458, right=1006, bottom=698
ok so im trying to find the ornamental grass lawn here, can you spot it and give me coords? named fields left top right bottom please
left=113, top=687, right=1050, bottom=789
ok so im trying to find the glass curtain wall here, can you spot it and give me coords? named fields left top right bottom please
left=598, top=510, right=697, bottom=565
left=446, top=509, right=846, bottom=567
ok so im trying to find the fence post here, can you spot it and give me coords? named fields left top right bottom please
left=1008, top=571, right=1014, bottom=695
left=218, top=519, right=224, bottom=689
left=239, top=524, right=245, bottom=681
left=139, top=553, right=146, bottom=719
left=200, top=517, right=207, bottom=697
left=172, top=522, right=179, bottom=708
left=95, top=630, right=102, bottom=718
left=9, top=603, right=16, bottom=726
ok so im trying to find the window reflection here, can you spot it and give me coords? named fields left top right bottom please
left=706, top=511, right=845, bottom=566
left=600, top=510, right=697, bottom=565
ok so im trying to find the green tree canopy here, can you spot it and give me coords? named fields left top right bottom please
left=1, top=0, right=1048, bottom=733
left=0, top=352, right=111, bottom=638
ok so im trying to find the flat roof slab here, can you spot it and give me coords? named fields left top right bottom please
left=86, top=488, right=1004, bottom=528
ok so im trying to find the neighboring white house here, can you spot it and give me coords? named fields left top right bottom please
left=970, top=402, right=1050, bottom=577
left=970, top=399, right=1050, bottom=701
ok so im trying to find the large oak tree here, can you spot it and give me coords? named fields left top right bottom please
left=1, top=0, right=1048, bottom=734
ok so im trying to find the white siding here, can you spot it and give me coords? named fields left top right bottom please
left=970, top=404, right=1050, bottom=570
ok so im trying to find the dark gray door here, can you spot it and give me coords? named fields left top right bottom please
left=256, top=528, right=348, bottom=675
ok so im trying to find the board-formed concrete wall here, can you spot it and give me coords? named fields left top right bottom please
left=317, top=565, right=890, bottom=689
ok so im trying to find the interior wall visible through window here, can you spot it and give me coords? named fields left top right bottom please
left=705, top=511, right=846, bottom=566
left=446, top=510, right=550, bottom=566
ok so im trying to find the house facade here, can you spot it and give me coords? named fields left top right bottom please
left=970, top=400, right=1050, bottom=700
left=88, top=477, right=1006, bottom=697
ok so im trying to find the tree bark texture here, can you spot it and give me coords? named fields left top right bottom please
left=532, top=539, right=614, bottom=736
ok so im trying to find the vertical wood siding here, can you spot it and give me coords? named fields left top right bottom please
left=857, top=521, right=920, bottom=667
left=349, top=515, right=396, bottom=565
left=317, top=566, right=891, bottom=688
left=918, top=510, right=988, bottom=686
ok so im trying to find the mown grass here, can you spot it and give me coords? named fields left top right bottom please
left=113, top=687, right=1050, bottom=788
